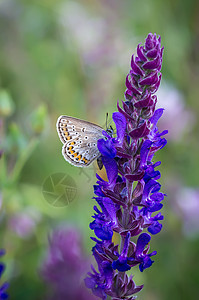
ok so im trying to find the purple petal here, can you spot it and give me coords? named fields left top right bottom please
left=112, top=257, right=131, bottom=272
left=137, top=44, right=147, bottom=61
left=0, top=283, right=9, bottom=299
left=148, top=221, right=162, bottom=234
left=136, top=233, right=151, bottom=255
left=148, top=202, right=163, bottom=212
left=152, top=212, right=164, bottom=221
left=125, top=88, right=134, bottom=100
left=112, top=112, right=126, bottom=144
left=91, top=223, right=113, bottom=241
left=129, top=122, right=150, bottom=139
left=140, top=139, right=152, bottom=166
left=150, top=192, right=164, bottom=201
left=139, top=71, right=158, bottom=86
left=142, top=55, right=161, bottom=70
left=146, top=48, right=158, bottom=58
left=145, top=33, right=156, bottom=50
left=0, top=263, right=5, bottom=277
left=134, top=93, right=153, bottom=108
left=121, top=232, right=131, bottom=258
left=125, top=171, right=145, bottom=182
left=98, top=139, right=116, bottom=158
left=143, top=168, right=161, bottom=183
left=143, top=179, right=161, bottom=197
left=102, top=198, right=117, bottom=223
left=152, top=73, right=162, bottom=91
left=126, top=76, right=142, bottom=95
left=117, top=101, right=135, bottom=121
left=139, top=256, right=154, bottom=272
left=131, top=55, right=145, bottom=76
left=149, top=108, right=164, bottom=126
left=102, top=157, right=118, bottom=186
left=94, top=184, right=105, bottom=197
left=102, top=261, right=114, bottom=287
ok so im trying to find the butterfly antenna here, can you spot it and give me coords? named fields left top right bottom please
left=104, top=113, right=115, bottom=136
left=106, top=112, right=109, bottom=129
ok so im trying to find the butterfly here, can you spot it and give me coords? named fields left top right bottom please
left=56, top=115, right=105, bottom=167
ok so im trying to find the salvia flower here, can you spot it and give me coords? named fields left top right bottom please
left=85, top=33, right=167, bottom=299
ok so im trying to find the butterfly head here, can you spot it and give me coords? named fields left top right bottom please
left=106, top=125, right=114, bottom=137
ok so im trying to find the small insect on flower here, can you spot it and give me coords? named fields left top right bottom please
left=56, top=115, right=111, bottom=168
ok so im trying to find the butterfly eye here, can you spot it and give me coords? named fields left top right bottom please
left=93, top=143, right=96, bottom=146
left=84, top=136, right=88, bottom=140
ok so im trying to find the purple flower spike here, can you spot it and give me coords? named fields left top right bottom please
left=125, top=33, right=163, bottom=119
left=87, top=33, right=166, bottom=299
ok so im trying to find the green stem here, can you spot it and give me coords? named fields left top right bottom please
left=120, top=233, right=126, bottom=253
left=10, top=137, right=39, bottom=183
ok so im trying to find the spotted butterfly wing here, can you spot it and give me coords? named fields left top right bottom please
left=56, top=116, right=104, bottom=167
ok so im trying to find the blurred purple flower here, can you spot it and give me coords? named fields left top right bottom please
left=175, top=187, right=199, bottom=237
left=8, top=209, right=41, bottom=239
left=40, top=227, right=97, bottom=300
left=156, top=83, right=195, bottom=141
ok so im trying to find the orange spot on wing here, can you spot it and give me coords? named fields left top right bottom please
left=83, top=157, right=89, bottom=164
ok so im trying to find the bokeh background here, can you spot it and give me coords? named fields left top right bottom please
left=0, top=0, right=199, bottom=299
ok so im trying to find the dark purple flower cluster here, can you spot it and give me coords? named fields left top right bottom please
left=0, top=250, right=9, bottom=299
left=85, top=33, right=167, bottom=299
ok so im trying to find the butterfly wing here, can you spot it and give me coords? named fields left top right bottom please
left=56, top=116, right=102, bottom=143
left=56, top=116, right=104, bottom=167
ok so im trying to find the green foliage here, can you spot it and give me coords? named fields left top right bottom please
left=0, top=0, right=199, bottom=299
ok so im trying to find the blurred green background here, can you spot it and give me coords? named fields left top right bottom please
left=0, top=0, right=199, bottom=299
